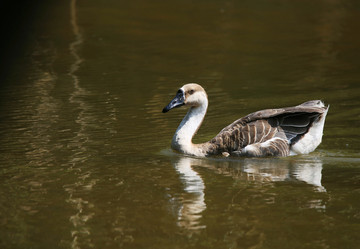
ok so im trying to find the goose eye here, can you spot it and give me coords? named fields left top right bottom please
left=188, top=89, right=194, bottom=95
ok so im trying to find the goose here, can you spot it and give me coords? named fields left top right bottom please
left=162, top=83, right=329, bottom=157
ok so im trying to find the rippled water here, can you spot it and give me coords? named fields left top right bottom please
left=1, top=0, right=360, bottom=248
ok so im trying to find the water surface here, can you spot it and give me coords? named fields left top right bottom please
left=1, top=0, right=360, bottom=248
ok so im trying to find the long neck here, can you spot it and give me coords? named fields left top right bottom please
left=171, top=100, right=208, bottom=156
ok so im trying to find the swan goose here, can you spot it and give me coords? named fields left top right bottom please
left=162, top=83, right=329, bottom=157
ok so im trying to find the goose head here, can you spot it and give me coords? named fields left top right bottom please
left=162, top=83, right=208, bottom=113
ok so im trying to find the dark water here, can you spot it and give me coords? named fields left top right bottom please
left=1, top=0, right=360, bottom=248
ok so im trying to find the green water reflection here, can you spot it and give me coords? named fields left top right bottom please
left=0, top=0, right=359, bottom=248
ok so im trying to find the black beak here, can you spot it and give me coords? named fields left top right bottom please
left=162, top=90, right=185, bottom=113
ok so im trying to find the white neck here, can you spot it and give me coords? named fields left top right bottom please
left=171, top=99, right=208, bottom=156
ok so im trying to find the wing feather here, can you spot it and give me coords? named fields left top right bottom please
left=207, top=100, right=328, bottom=154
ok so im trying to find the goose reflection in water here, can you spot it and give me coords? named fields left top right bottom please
left=171, top=156, right=326, bottom=232
left=242, top=158, right=325, bottom=192
left=173, top=157, right=207, bottom=231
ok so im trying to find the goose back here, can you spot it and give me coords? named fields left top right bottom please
left=205, top=100, right=328, bottom=156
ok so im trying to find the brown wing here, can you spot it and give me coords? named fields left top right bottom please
left=206, top=100, right=327, bottom=154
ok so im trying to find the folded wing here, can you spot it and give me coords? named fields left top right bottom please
left=207, top=100, right=328, bottom=156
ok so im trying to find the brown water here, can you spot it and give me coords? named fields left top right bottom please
left=1, top=0, right=360, bottom=248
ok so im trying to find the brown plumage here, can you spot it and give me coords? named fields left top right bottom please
left=163, top=84, right=329, bottom=157
left=204, top=101, right=327, bottom=157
